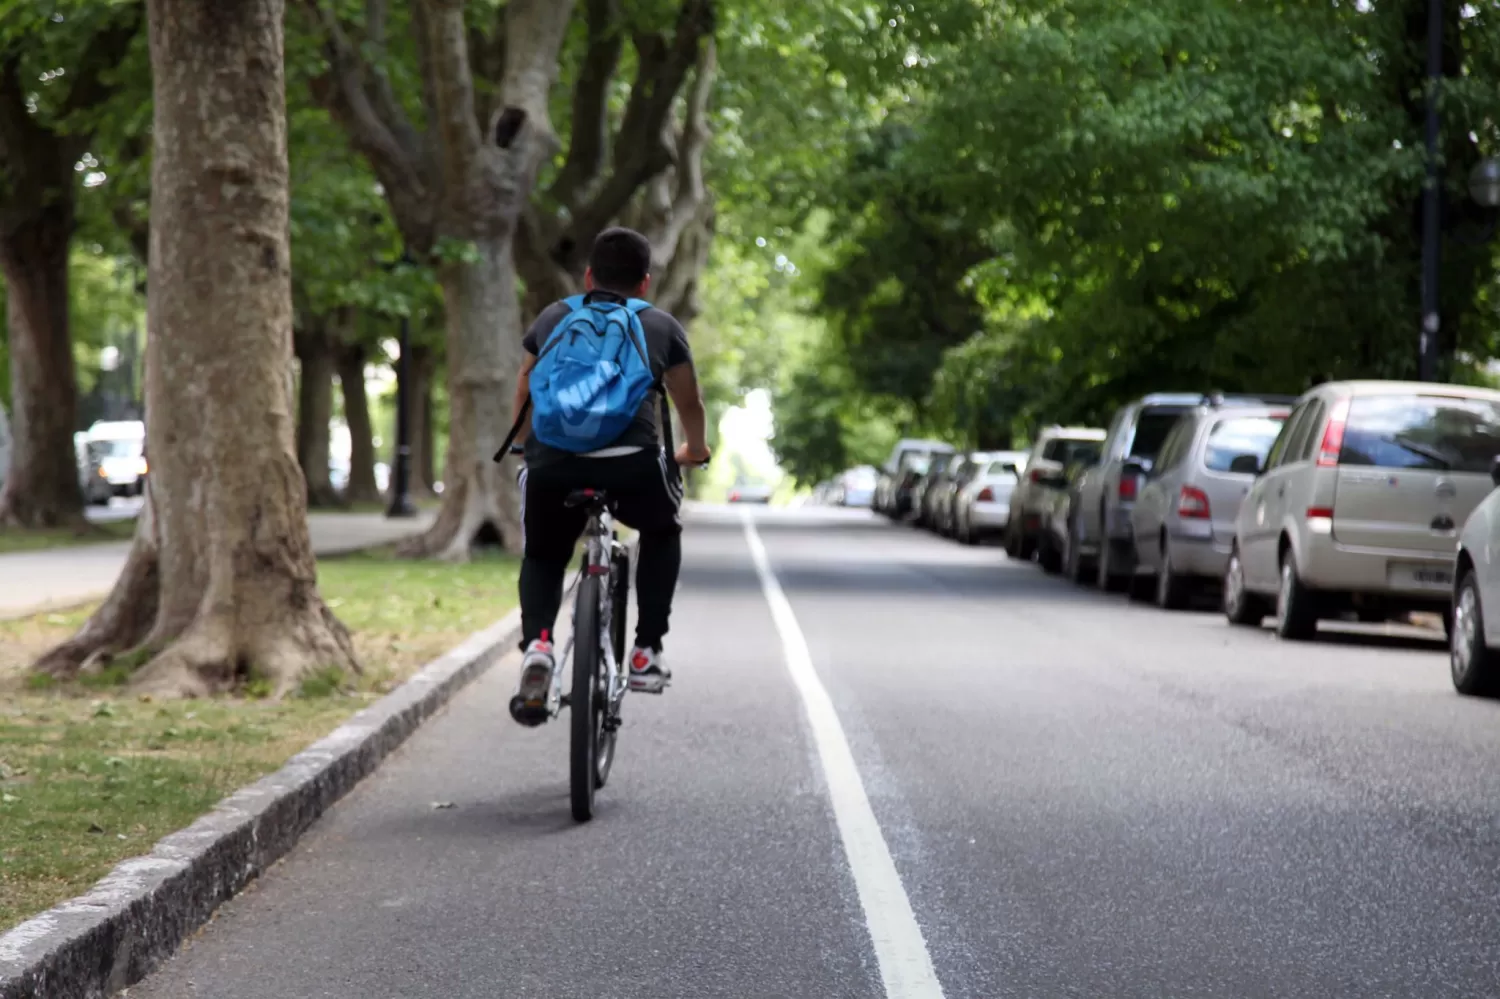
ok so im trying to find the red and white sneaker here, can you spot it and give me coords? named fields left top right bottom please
left=508, top=636, right=556, bottom=726
left=628, top=647, right=671, bottom=694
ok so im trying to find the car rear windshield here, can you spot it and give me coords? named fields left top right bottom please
left=1342, top=394, right=1500, bottom=473
left=96, top=439, right=142, bottom=457
left=1203, top=415, right=1286, bottom=471
left=1129, top=408, right=1188, bottom=458
left=1041, top=437, right=1098, bottom=464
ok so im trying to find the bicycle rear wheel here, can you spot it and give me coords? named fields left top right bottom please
left=597, top=549, right=630, bottom=791
left=570, top=574, right=604, bottom=822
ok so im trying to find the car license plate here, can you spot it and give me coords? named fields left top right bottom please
left=1387, top=562, right=1453, bottom=589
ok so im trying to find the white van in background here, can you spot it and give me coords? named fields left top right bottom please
left=87, top=420, right=148, bottom=497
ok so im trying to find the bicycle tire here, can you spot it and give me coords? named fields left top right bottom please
left=570, top=574, right=602, bottom=822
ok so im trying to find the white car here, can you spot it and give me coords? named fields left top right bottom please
left=839, top=466, right=877, bottom=508
left=1451, top=458, right=1500, bottom=696
left=88, top=420, right=148, bottom=497
left=953, top=452, right=1027, bottom=545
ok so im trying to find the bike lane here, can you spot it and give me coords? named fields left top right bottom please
left=129, top=511, right=880, bottom=998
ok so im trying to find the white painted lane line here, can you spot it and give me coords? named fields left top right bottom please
left=741, top=511, right=947, bottom=999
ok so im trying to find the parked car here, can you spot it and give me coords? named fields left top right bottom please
left=87, top=419, right=148, bottom=497
left=1452, top=459, right=1500, bottom=696
left=1127, top=403, right=1290, bottom=608
left=74, top=432, right=114, bottom=506
left=953, top=451, right=1028, bottom=545
left=1005, top=426, right=1107, bottom=559
left=909, top=451, right=957, bottom=527
left=924, top=451, right=989, bottom=533
left=1071, top=393, right=1295, bottom=592
left=1225, top=381, right=1500, bottom=640
left=1037, top=448, right=1104, bottom=578
left=839, top=466, right=878, bottom=508
left=874, top=439, right=954, bottom=517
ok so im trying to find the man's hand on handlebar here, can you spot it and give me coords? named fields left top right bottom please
left=675, top=442, right=712, bottom=467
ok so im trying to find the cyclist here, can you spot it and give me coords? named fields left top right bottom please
left=507, top=227, right=711, bottom=726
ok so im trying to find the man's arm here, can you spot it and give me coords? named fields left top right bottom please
left=510, top=353, right=537, bottom=445
left=662, top=361, right=710, bottom=461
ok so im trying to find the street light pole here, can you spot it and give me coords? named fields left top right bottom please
left=386, top=250, right=417, bottom=518
left=1419, top=0, right=1443, bottom=382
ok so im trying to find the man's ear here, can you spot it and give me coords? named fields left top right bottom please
left=584, top=267, right=596, bottom=292
left=636, top=274, right=652, bottom=298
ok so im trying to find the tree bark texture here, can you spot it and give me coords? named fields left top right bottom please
left=39, top=0, right=356, bottom=696
left=336, top=341, right=382, bottom=504
left=0, top=204, right=84, bottom=527
left=0, top=12, right=142, bottom=527
left=295, top=319, right=340, bottom=507
left=406, top=343, right=436, bottom=497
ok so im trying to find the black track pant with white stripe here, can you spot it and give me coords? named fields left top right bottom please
left=517, top=448, right=683, bottom=653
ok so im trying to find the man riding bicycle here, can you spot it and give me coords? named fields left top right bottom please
left=507, top=227, right=711, bottom=726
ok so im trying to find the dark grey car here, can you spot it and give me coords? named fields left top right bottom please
left=1127, top=403, right=1291, bottom=608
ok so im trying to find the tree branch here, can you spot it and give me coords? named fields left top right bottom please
left=59, top=2, right=144, bottom=122
left=651, top=36, right=715, bottom=270
left=416, top=0, right=485, bottom=212
left=498, top=0, right=579, bottom=151
left=300, top=0, right=431, bottom=244
left=552, top=0, right=715, bottom=274
left=547, top=0, right=624, bottom=209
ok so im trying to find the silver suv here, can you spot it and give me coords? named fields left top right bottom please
left=1129, top=403, right=1290, bottom=608
left=1225, top=380, right=1500, bottom=639
left=1072, top=393, right=1293, bottom=591
left=1005, top=426, right=1105, bottom=559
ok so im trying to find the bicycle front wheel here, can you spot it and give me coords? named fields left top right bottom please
left=571, top=574, right=605, bottom=822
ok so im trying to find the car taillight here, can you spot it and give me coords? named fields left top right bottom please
left=1030, top=468, right=1045, bottom=483
left=1119, top=475, right=1137, bottom=501
left=977, top=486, right=995, bottom=501
left=1177, top=485, right=1210, bottom=519
left=1306, top=506, right=1334, bottom=520
left=1316, top=398, right=1350, bottom=467
left=729, top=491, right=739, bottom=502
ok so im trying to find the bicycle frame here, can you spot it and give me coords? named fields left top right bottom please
left=543, top=506, right=631, bottom=721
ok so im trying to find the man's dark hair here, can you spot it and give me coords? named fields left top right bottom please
left=589, top=227, right=652, bottom=292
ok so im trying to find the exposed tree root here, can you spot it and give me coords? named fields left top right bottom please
left=396, top=458, right=521, bottom=561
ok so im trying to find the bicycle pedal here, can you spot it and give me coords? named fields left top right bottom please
left=508, top=695, right=548, bottom=728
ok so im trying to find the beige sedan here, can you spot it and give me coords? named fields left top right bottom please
left=1224, top=380, right=1500, bottom=639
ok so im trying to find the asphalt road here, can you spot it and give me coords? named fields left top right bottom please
left=125, top=506, right=1500, bottom=999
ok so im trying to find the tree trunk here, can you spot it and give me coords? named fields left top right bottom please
left=38, top=0, right=356, bottom=697
left=295, top=323, right=339, bottom=507
left=399, top=239, right=525, bottom=558
left=405, top=343, right=435, bottom=498
left=337, top=342, right=382, bottom=504
left=419, top=355, right=437, bottom=493
left=0, top=202, right=85, bottom=528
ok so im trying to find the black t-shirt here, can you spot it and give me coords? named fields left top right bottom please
left=522, top=291, right=692, bottom=461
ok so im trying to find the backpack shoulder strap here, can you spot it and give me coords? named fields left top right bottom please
left=564, top=294, right=588, bottom=311
left=625, top=298, right=652, bottom=315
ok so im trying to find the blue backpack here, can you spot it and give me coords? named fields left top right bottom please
left=529, top=295, right=655, bottom=453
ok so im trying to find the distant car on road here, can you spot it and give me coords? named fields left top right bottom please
left=728, top=482, right=774, bottom=504
left=1226, top=381, right=1500, bottom=640
left=1128, top=403, right=1289, bottom=608
left=874, top=439, right=954, bottom=518
left=953, top=451, right=1027, bottom=545
left=1006, top=426, right=1106, bottom=559
left=1452, top=459, right=1500, bottom=696
left=910, top=451, right=957, bottom=528
left=839, top=466, right=877, bottom=508
left=87, top=419, right=148, bottom=497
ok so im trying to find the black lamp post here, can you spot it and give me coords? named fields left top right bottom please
left=386, top=250, right=417, bottom=519
left=1419, top=0, right=1500, bottom=381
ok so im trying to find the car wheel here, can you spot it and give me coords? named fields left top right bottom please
left=1066, top=516, right=1093, bottom=584
left=1451, top=572, right=1500, bottom=696
left=1038, top=534, right=1063, bottom=574
left=1096, top=536, right=1127, bottom=593
left=1274, top=549, right=1318, bottom=640
left=1156, top=538, right=1191, bottom=611
left=1224, top=546, right=1270, bottom=626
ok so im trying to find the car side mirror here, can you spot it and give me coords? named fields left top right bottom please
left=1229, top=453, right=1262, bottom=476
left=1491, top=454, right=1500, bottom=488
